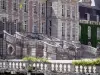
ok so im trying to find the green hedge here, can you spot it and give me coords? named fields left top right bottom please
left=72, top=58, right=100, bottom=66
left=22, top=56, right=50, bottom=63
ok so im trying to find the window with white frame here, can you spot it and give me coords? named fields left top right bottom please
left=88, top=26, right=91, bottom=39
left=97, top=27, right=100, bottom=40
left=79, top=25, right=81, bottom=38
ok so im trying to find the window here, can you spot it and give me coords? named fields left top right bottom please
left=72, top=27, right=75, bottom=40
left=34, top=1, right=38, bottom=13
left=49, top=21, right=52, bottom=36
left=42, top=23, right=44, bottom=33
left=72, top=6, right=75, bottom=19
left=67, top=7, right=70, bottom=17
left=62, top=23, right=65, bottom=37
left=1, top=0, right=6, bottom=10
left=14, top=19, right=17, bottom=31
left=79, top=25, right=81, bottom=38
left=72, top=35, right=75, bottom=40
left=13, top=0, right=17, bottom=11
left=50, top=21, right=52, bottom=26
left=24, top=0, right=28, bottom=12
left=67, top=34, right=70, bottom=40
left=34, top=6, right=37, bottom=13
left=2, top=17, right=6, bottom=30
left=42, top=4, right=45, bottom=14
left=47, top=2, right=52, bottom=16
left=50, top=7, right=52, bottom=16
left=2, top=17, right=6, bottom=22
left=49, top=28, right=51, bottom=36
left=24, top=21, right=28, bottom=32
left=97, top=27, right=100, bottom=40
left=34, top=22, right=38, bottom=33
left=67, top=22, right=71, bottom=40
left=67, top=22, right=71, bottom=33
left=88, top=26, right=91, bottom=39
left=62, top=5, right=65, bottom=16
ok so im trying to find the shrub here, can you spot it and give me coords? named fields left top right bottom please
left=22, top=56, right=50, bottom=63
left=72, top=58, right=100, bottom=66
left=22, top=56, right=50, bottom=71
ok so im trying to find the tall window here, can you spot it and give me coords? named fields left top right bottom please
left=1, top=0, right=6, bottom=10
left=13, top=0, right=17, bottom=11
left=24, top=0, right=28, bottom=12
left=50, top=21, right=52, bottom=26
left=79, top=25, right=81, bottom=38
left=2, top=17, right=6, bottom=30
left=62, top=23, right=65, bottom=37
left=24, top=21, right=28, bottom=32
left=34, top=1, right=38, bottom=13
left=47, top=2, right=52, bottom=16
left=42, top=4, right=45, bottom=14
left=49, top=21, right=52, bottom=36
left=49, top=28, right=51, bottom=36
left=62, top=5, right=65, bottom=16
left=72, top=24, right=76, bottom=40
left=97, top=27, right=100, bottom=40
left=67, top=6, right=70, bottom=17
left=14, top=19, right=17, bottom=31
left=34, top=22, right=38, bottom=33
left=72, top=6, right=75, bottom=19
left=67, top=22, right=71, bottom=40
left=88, top=26, right=91, bottom=39
left=42, top=23, right=44, bottom=33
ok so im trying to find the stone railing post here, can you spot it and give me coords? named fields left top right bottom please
left=96, top=66, right=100, bottom=74
left=26, top=61, right=29, bottom=71
left=70, top=64, right=75, bottom=74
left=5, top=60, right=9, bottom=69
left=47, top=63, right=51, bottom=71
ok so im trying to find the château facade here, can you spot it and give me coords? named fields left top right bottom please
left=1, top=0, right=94, bottom=60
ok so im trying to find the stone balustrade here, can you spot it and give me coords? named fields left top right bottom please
left=0, top=60, right=99, bottom=75
left=80, top=20, right=100, bottom=25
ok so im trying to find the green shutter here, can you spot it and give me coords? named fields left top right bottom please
left=80, top=24, right=88, bottom=45
left=91, top=25, right=97, bottom=47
